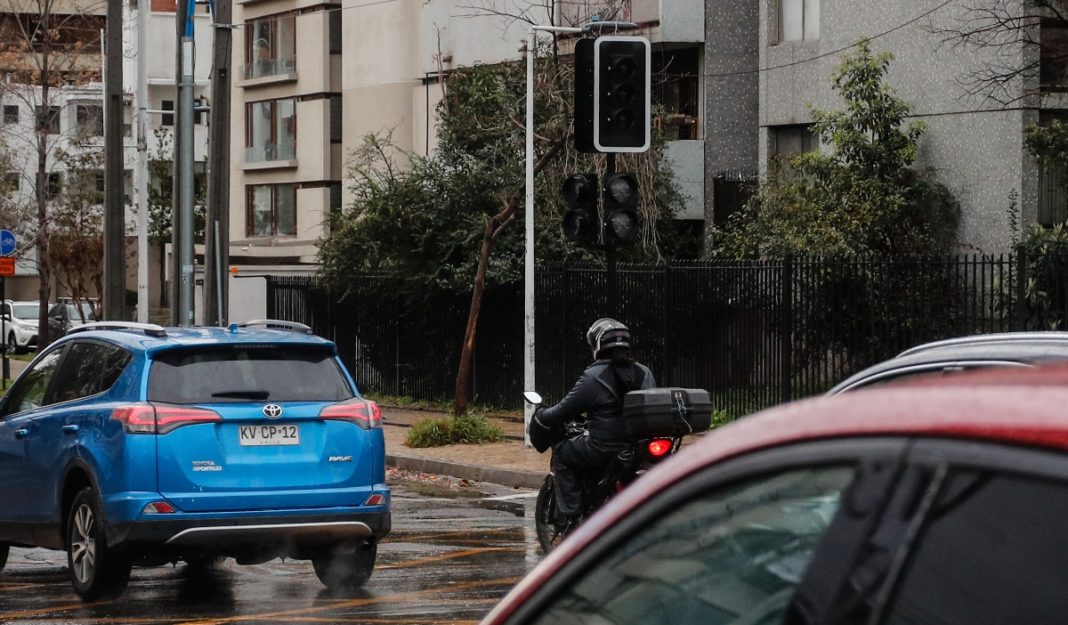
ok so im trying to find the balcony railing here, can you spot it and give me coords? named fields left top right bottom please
left=242, top=57, right=297, bottom=81
left=245, top=141, right=296, bottom=163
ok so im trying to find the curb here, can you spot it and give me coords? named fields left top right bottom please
left=386, top=453, right=545, bottom=490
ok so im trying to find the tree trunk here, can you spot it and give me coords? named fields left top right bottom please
left=451, top=139, right=566, bottom=416
left=158, top=241, right=168, bottom=308
left=452, top=218, right=497, bottom=416
left=35, top=35, right=52, bottom=350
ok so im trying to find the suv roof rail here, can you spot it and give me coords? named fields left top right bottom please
left=68, top=321, right=168, bottom=338
left=231, top=319, right=314, bottom=335
left=897, top=332, right=1068, bottom=357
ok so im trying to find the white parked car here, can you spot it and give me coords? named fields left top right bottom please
left=2, top=300, right=39, bottom=354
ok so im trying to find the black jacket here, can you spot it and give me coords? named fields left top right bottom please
left=536, top=360, right=655, bottom=447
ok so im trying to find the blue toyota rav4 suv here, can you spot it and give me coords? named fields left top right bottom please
left=0, top=320, right=390, bottom=599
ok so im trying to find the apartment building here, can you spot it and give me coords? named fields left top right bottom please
left=229, top=0, right=708, bottom=273
left=714, top=0, right=1068, bottom=253
left=228, top=0, right=342, bottom=271
left=0, top=0, right=212, bottom=305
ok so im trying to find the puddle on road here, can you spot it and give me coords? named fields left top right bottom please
left=394, top=479, right=488, bottom=499
left=471, top=499, right=525, bottom=517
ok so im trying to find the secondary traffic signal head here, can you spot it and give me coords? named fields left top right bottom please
left=561, top=174, right=599, bottom=244
left=602, top=172, right=640, bottom=244
left=593, top=36, right=650, bottom=153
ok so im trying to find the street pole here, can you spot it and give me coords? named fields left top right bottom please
left=524, top=24, right=582, bottom=448
left=103, top=0, right=125, bottom=321
left=136, top=0, right=149, bottom=323
left=177, top=0, right=196, bottom=326
left=204, top=0, right=232, bottom=326
left=171, top=0, right=185, bottom=324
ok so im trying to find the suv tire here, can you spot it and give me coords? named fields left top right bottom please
left=67, top=487, right=131, bottom=600
left=7, top=333, right=19, bottom=355
left=0, top=543, right=8, bottom=573
left=312, top=541, right=376, bottom=590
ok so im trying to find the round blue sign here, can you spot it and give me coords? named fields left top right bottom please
left=0, top=230, right=14, bottom=257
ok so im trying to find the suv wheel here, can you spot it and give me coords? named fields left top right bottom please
left=7, top=333, right=19, bottom=355
left=0, top=543, right=8, bottom=573
left=312, top=542, right=376, bottom=590
left=67, top=487, right=131, bottom=600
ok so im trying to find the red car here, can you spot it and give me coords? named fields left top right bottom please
left=483, top=366, right=1068, bottom=625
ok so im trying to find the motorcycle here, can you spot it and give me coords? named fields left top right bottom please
left=523, top=391, right=682, bottom=553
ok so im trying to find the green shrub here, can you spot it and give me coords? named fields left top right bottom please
left=405, top=411, right=504, bottom=448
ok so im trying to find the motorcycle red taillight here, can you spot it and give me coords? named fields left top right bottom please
left=647, top=439, right=673, bottom=458
left=112, top=404, right=222, bottom=435
left=320, top=398, right=382, bottom=429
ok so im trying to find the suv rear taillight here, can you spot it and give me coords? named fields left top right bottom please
left=112, top=404, right=222, bottom=434
left=320, top=398, right=381, bottom=429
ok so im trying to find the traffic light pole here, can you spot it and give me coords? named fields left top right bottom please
left=605, top=153, right=618, bottom=315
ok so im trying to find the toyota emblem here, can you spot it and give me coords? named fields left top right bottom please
left=262, top=404, right=283, bottom=419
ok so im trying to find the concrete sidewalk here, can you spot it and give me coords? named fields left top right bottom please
left=382, top=406, right=549, bottom=489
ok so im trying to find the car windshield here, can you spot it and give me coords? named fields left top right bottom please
left=11, top=304, right=36, bottom=320
left=147, top=345, right=354, bottom=404
left=66, top=303, right=97, bottom=322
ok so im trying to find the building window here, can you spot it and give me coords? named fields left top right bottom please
left=36, top=105, right=60, bottom=134
left=161, top=99, right=174, bottom=126
left=46, top=172, right=62, bottom=199
left=245, top=98, right=296, bottom=162
left=245, top=14, right=296, bottom=80
left=770, top=124, right=817, bottom=159
left=246, top=184, right=296, bottom=237
left=75, top=103, right=103, bottom=136
left=3, top=105, right=18, bottom=124
left=1038, top=112, right=1068, bottom=226
left=329, top=183, right=341, bottom=214
left=330, top=95, right=342, bottom=144
left=1041, top=17, right=1068, bottom=91
left=329, top=10, right=341, bottom=54
left=653, top=46, right=700, bottom=141
left=779, top=0, right=819, bottom=42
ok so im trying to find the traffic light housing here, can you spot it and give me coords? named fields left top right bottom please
left=594, top=36, right=650, bottom=153
left=561, top=174, right=599, bottom=244
left=602, top=172, right=640, bottom=244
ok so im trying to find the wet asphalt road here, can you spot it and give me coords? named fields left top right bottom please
left=0, top=480, right=540, bottom=625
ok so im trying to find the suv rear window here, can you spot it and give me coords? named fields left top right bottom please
left=148, top=346, right=355, bottom=404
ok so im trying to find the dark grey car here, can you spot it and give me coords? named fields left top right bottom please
left=828, top=332, right=1068, bottom=394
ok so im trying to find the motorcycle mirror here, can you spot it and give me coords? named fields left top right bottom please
left=523, top=391, right=543, bottom=406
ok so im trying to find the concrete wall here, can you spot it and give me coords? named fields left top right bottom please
left=757, top=0, right=1035, bottom=253
left=704, top=0, right=760, bottom=225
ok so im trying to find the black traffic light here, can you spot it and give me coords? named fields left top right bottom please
left=602, top=172, right=640, bottom=244
left=573, top=39, right=596, bottom=153
left=594, top=36, right=650, bottom=153
left=561, top=174, right=599, bottom=244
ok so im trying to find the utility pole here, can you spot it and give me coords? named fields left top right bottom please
left=103, top=0, right=125, bottom=320
left=135, top=0, right=149, bottom=323
left=173, top=0, right=196, bottom=326
left=170, top=0, right=185, bottom=325
left=204, top=0, right=231, bottom=326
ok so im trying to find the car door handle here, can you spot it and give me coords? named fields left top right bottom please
left=14, top=428, right=28, bottom=439
left=62, top=424, right=79, bottom=435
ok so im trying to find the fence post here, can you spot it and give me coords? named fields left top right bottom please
left=1016, top=247, right=1028, bottom=330
left=780, top=256, right=794, bottom=404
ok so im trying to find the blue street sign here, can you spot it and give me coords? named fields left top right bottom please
left=0, top=230, right=14, bottom=257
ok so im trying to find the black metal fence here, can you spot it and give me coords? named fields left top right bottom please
left=268, top=252, right=1066, bottom=417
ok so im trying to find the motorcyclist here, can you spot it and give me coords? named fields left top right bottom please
left=528, top=318, right=655, bottom=531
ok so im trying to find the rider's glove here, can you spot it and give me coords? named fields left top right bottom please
left=528, top=408, right=561, bottom=453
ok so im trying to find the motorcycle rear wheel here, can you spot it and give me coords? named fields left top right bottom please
left=535, top=475, right=567, bottom=553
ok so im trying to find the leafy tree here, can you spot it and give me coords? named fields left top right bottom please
left=50, top=137, right=103, bottom=319
left=709, top=41, right=960, bottom=258
left=320, top=51, right=689, bottom=415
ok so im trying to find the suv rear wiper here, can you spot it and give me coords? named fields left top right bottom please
left=211, top=390, right=271, bottom=400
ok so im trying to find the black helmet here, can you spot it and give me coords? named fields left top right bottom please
left=586, top=317, right=631, bottom=359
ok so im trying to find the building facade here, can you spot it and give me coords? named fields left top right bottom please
left=229, top=0, right=709, bottom=272
left=712, top=0, right=1068, bottom=253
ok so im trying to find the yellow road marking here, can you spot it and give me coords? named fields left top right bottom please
left=378, top=547, right=516, bottom=570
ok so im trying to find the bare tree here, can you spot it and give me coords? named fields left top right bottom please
left=933, top=0, right=1068, bottom=104
left=0, top=0, right=107, bottom=347
left=50, top=135, right=103, bottom=318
